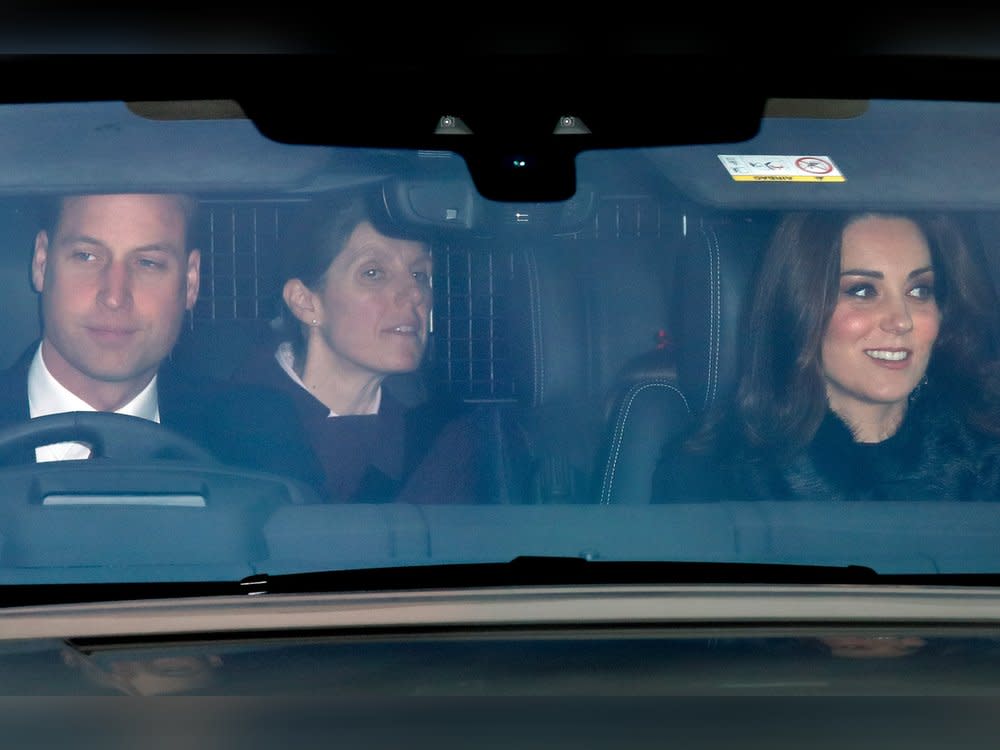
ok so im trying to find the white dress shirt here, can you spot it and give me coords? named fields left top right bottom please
left=27, top=343, right=160, bottom=462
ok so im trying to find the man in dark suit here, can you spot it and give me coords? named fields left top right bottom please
left=0, top=191, right=323, bottom=488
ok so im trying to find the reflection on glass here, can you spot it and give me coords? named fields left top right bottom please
left=62, top=648, right=224, bottom=695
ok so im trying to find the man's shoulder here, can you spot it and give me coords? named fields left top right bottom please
left=0, top=358, right=28, bottom=387
left=0, top=346, right=34, bottom=424
left=157, top=365, right=324, bottom=488
left=162, top=366, right=282, bottom=396
left=158, top=366, right=300, bottom=423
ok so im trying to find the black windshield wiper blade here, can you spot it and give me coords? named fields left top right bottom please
left=0, top=579, right=246, bottom=608
left=7, top=559, right=1000, bottom=608
left=240, top=557, right=886, bottom=595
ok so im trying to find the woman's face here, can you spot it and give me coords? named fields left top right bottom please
left=821, top=215, right=940, bottom=415
left=312, top=220, right=432, bottom=378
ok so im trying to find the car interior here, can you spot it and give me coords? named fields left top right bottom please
left=1, top=93, right=1000, bottom=582
left=7, top=33, right=1000, bottom=726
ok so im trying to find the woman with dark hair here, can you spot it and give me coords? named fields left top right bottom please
left=234, top=188, right=505, bottom=504
left=652, top=210, right=1000, bottom=503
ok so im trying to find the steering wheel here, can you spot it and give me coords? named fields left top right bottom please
left=0, top=412, right=220, bottom=464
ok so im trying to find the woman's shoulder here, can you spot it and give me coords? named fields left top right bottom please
left=912, top=386, right=997, bottom=451
left=651, top=413, right=751, bottom=503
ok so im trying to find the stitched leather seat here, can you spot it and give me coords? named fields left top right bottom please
left=506, top=235, right=680, bottom=504
left=596, top=215, right=773, bottom=505
left=504, top=243, right=593, bottom=503
left=597, top=356, right=691, bottom=505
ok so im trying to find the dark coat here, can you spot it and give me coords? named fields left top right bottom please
left=0, top=343, right=326, bottom=489
left=652, top=388, right=1000, bottom=503
left=233, top=345, right=504, bottom=504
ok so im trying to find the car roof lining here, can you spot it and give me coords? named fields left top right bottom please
left=0, top=97, right=990, bottom=211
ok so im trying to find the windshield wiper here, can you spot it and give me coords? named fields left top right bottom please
left=7, top=558, right=1000, bottom=608
left=237, top=557, right=885, bottom=595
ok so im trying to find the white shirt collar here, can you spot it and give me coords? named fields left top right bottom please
left=275, top=340, right=380, bottom=417
left=27, top=342, right=160, bottom=461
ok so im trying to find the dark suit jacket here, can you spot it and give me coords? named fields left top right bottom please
left=0, top=343, right=326, bottom=490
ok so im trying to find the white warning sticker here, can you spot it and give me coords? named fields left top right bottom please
left=718, top=154, right=845, bottom=182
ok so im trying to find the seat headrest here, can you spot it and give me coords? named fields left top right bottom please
left=673, top=216, right=774, bottom=414
left=507, top=245, right=589, bottom=407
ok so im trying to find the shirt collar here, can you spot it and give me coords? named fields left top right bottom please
left=275, top=340, right=381, bottom=417
left=27, top=342, right=160, bottom=422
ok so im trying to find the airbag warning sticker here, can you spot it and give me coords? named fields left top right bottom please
left=718, top=155, right=845, bottom=182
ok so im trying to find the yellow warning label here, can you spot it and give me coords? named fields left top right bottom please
left=719, top=155, right=846, bottom=183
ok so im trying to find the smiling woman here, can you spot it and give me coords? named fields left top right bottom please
left=820, top=214, right=941, bottom=443
left=651, top=210, right=1000, bottom=504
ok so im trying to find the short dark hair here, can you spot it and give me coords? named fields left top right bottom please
left=278, top=188, right=383, bottom=292
left=38, top=192, right=199, bottom=250
left=276, top=186, right=428, bottom=359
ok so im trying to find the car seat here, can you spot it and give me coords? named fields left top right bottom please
left=502, top=242, right=594, bottom=503
left=595, top=214, right=773, bottom=504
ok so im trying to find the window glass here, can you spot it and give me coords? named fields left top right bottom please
left=1, top=97, right=999, bottom=583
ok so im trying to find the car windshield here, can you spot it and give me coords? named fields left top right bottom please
left=3, top=61, right=1000, bottom=590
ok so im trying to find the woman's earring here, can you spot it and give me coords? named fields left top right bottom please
left=310, top=319, right=318, bottom=327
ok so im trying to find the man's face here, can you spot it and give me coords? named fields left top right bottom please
left=31, top=194, right=200, bottom=408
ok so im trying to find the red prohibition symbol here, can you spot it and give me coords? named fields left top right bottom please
left=795, top=156, right=833, bottom=174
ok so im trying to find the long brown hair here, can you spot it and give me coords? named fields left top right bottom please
left=715, top=210, right=1000, bottom=455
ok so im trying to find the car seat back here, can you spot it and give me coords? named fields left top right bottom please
left=595, top=213, right=773, bottom=504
